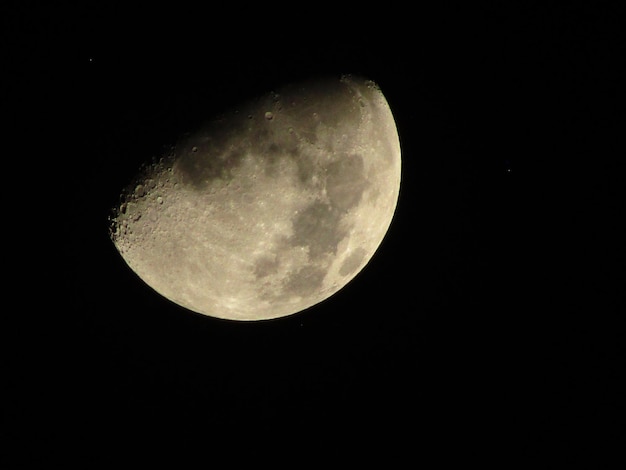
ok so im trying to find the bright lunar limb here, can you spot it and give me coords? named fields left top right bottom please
left=110, top=75, right=401, bottom=321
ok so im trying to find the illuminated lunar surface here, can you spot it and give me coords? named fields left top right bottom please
left=110, top=75, right=401, bottom=320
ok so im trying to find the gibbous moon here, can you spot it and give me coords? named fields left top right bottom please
left=110, top=75, right=401, bottom=321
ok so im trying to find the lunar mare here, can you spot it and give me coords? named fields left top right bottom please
left=110, top=75, right=401, bottom=320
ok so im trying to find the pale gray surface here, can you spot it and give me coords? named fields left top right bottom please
left=111, top=75, right=401, bottom=320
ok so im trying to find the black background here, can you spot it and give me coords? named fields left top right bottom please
left=4, top=1, right=624, bottom=466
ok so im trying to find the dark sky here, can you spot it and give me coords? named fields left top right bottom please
left=5, top=2, right=624, bottom=466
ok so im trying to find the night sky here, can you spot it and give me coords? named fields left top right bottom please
left=5, top=2, right=624, bottom=466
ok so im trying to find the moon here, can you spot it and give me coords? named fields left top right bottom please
left=110, top=75, right=401, bottom=321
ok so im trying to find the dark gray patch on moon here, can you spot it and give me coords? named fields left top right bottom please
left=261, top=141, right=283, bottom=177
left=282, top=265, right=326, bottom=298
left=286, top=149, right=318, bottom=187
left=253, top=255, right=280, bottom=278
left=176, top=135, right=247, bottom=189
left=299, top=130, right=318, bottom=145
left=339, top=247, right=367, bottom=277
left=326, top=153, right=367, bottom=211
left=174, top=110, right=279, bottom=189
left=279, top=78, right=361, bottom=132
left=290, top=201, right=346, bottom=258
